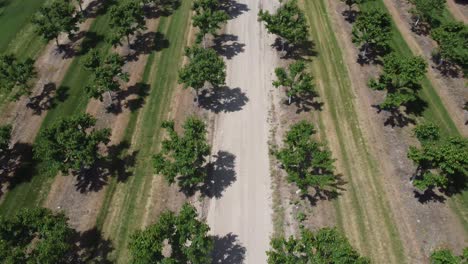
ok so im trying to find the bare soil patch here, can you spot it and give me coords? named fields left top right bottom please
left=447, top=0, right=468, bottom=23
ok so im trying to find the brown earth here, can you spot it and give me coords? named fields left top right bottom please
left=446, top=0, right=468, bottom=23
left=328, top=0, right=467, bottom=261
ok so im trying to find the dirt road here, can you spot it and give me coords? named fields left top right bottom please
left=446, top=0, right=467, bottom=23
left=206, top=0, right=277, bottom=262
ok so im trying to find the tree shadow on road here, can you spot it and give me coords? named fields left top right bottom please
left=199, top=87, right=248, bottom=113
left=220, top=0, right=249, bottom=20
left=212, top=34, right=245, bottom=60
left=201, top=151, right=237, bottom=199
left=212, top=233, right=246, bottom=264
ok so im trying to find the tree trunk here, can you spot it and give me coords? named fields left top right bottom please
left=414, top=16, right=420, bottom=27
left=127, top=35, right=131, bottom=47
left=195, top=89, right=200, bottom=106
left=78, top=2, right=83, bottom=12
left=55, top=37, right=60, bottom=47
left=203, top=35, right=207, bottom=49
left=288, top=95, right=292, bottom=105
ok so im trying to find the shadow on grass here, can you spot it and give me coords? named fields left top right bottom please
left=0, top=142, right=35, bottom=197
left=74, top=141, right=138, bottom=193
left=106, top=82, right=150, bottom=114
left=27, top=83, right=70, bottom=115
left=301, top=174, right=347, bottom=206
left=126, top=32, right=169, bottom=62
left=70, top=227, right=114, bottom=264
left=372, top=95, right=428, bottom=128
left=212, top=233, right=246, bottom=264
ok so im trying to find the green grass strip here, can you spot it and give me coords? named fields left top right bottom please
left=303, top=0, right=406, bottom=262
left=95, top=1, right=193, bottom=262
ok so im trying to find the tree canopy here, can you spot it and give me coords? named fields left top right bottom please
left=32, top=0, right=79, bottom=46
left=129, top=203, right=213, bottom=264
left=178, top=46, right=226, bottom=97
left=141, top=0, right=181, bottom=14
left=340, top=0, right=369, bottom=10
left=409, top=0, right=445, bottom=31
left=258, top=0, right=309, bottom=48
left=0, top=124, right=12, bottom=158
left=267, top=227, right=370, bottom=264
left=369, top=53, right=427, bottom=111
left=275, top=121, right=336, bottom=195
left=0, top=208, right=74, bottom=264
left=0, top=54, right=36, bottom=99
left=153, top=117, right=211, bottom=190
left=83, top=49, right=129, bottom=101
left=430, top=248, right=468, bottom=264
left=108, top=2, right=147, bottom=47
left=273, top=60, right=315, bottom=104
left=408, top=123, right=468, bottom=192
left=192, top=0, right=229, bottom=45
left=431, top=22, right=468, bottom=75
left=34, top=113, right=110, bottom=173
left=352, top=8, right=392, bottom=61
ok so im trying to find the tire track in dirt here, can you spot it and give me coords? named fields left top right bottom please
left=383, top=0, right=467, bottom=136
left=326, top=0, right=467, bottom=261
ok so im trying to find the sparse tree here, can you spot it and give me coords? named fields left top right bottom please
left=108, top=2, right=147, bottom=47
left=352, top=8, right=392, bottom=61
left=32, top=0, right=79, bottom=46
left=153, top=117, right=211, bottom=190
left=369, top=53, right=427, bottom=111
left=0, top=208, right=75, bottom=264
left=34, top=113, right=110, bottom=173
left=273, top=60, right=315, bottom=105
left=275, top=121, right=336, bottom=195
left=141, top=0, right=180, bottom=14
left=431, top=22, right=468, bottom=75
left=0, top=54, right=36, bottom=99
left=192, top=0, right=229, bottom=46
left=178, top=46, right=226, bottom=103
left=83, top=49, right=129, bottom=102
left=129, top=203, right=213, bottom=264
left=409, top=0, right=445, bottom=31
left=258, top=0, right=309, bottom=50
left=340, top=0, right=368, bottom=11
left=267, top=227, right=370, bottom=264
left=408, top=123, right=468, bottom=192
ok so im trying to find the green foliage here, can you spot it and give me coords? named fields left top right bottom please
left=340, top=0, right=369, bottom=10
left=129, top=203, right=213, bottom=264
left=352, top=8, right=392, bottom=60
left=267, top=227, right=370, bottom=264
left=409, top=0, right=445, bottom=28
left=430, top=248, right=468, bottom=264
left=258, top=0, right=309, bottom=46
left=431, top=22, right=468, bottom=74
left=34, top=113, right=111, bottom=173
left=83, top=49, right=129, bottom=101
left=32, top=0, right=79, bottom=45
left=408, top=123, right=468, bottom=191
left=369, top=53, right=427, bottom=110
left=0, top=208, right=74, bottom=264
left=0, top=54, right=36, bottom=100
left=413, top=122, right=440, bottom=142
left=273, top=60, right=315, bottom=104
left=192, top=0, right=229, bottom=44
left=141, top=0, right=180, bottom=13
left=0, top=124, right=12, bottom=157
left=178, top=46, right=226, bottom=93
left=275, top=121, right=336, bottom=195
left=153, top=117, right=211, bottom=189
left=108, top=2, right=147, bottom=47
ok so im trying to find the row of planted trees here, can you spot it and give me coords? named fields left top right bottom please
left=346, top=0, right=467, bottom=201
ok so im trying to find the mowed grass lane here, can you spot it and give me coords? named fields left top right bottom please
left=362, top=0, right=468, bottom=233
left=0, top=3, right=117, bottom=217
left=302, top=0, right=405, bottom=262
left=96, top=1, right=192, bottom=262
